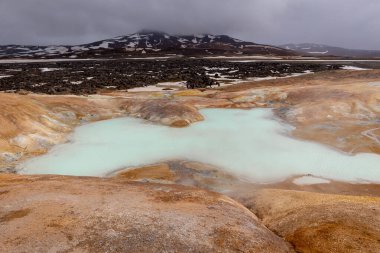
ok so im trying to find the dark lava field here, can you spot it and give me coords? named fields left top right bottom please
left=0, top=59, right=341, bottom=95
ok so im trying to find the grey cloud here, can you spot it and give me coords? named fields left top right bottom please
left=0, top=0, right=379, bottom=49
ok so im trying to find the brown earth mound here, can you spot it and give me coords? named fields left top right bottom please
left=250, top=189, right=380, bottom=253
left=0, top=174, right=293, bottom=253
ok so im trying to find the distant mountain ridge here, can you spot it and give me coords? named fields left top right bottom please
left=280, top=43, right=380, bottom=58
left=0, top=31, right=297, bottom=58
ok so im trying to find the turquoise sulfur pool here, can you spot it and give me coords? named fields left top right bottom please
left=19, top=108, right=380, bottom=183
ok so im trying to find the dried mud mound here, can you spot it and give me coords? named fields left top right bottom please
left=0, top=174, right=293, bottom=253
left=250, top=189, right=380, bottom=253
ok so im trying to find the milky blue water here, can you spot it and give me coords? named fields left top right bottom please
left=19, top=109, right=380, bottom=183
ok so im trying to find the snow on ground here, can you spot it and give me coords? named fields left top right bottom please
left=123, top=56, right=174, bottom=60
left=204, top=55, right=282, bottom=60
left=70, top=81, right=83, bottom=85
left=156, top=81, right=187, bottom=88
left=31, top=83, right=46, bottom=88
left=45, top=46, right=69, bottom=54
left=217, top=70, right=314, bottom=87
left=289, top=70, right=315, bottom=77
left=127, top=85, right=166, bottom=92
left=40, top=68, right=63, bottom=72
left=128, top=34, right=141, bottom=39
left=56, top=47, right=69, bottom=54
left=0, top=75, right=12, bottom=79
left=341, top=65, right=370, bottom=71
left=308, top=51, right=329, bottom=54
left=127, top=42, right=137, bottom=47
left=203, top=67, right=230, bottom=71
left=178, top=38, right=188, bottom=43
left=90, top=41, right=112, bottom=50
left=128, top=81, right=187, bottom=92
left=71, top=46, right=89, bottom=51
left=6, top=69, right=22, bottom=71
left=0, top=59, right=100, bottom=64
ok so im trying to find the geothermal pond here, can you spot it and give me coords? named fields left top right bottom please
left=20, top=109, right=380, bottom=183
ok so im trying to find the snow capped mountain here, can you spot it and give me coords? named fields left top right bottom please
left=280, top=43, right=380, bottom=58
left=0, top=31, right=296, bottom=58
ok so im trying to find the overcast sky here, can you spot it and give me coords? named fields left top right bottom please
left=0, top=0, right=379, bottom=49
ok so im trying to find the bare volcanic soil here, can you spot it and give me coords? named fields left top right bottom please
left=0, top=59, right=340, bottom=94
left=0, top=174, right=293, bottom=253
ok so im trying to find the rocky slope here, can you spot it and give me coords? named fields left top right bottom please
left=0, top=31, right=297, bottom=59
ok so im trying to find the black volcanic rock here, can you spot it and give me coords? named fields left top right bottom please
left=0, top=31, right=297, bottom=59
left=0, top=59, right=341, bottom=95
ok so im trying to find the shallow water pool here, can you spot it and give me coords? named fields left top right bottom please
left=19, top=108, right=380, bottom=183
